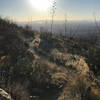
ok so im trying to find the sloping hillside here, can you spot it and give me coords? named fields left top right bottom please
left=0, top=18, right=100, bottom=100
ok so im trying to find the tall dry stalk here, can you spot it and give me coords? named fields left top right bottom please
left=64, top=14, right=67, bottom=36
left=50, top=0, right=56, bottom=34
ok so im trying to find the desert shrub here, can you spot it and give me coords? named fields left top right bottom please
left=30, top=59, right=51, bottom=87
left=11, top=55, right=33, bottom=81
left=0, top=53, right=34, bottom=85
left=71, top=77, right=90, bottom=100
left=87, top=89, right=100, bottom=100
left=65, top=36, right=100, bottom=75
left=7, top=82, right=30, bottom=100
left=0, top=17, right=27, bottom=62
left=30, top=59, right=67, bottom=90
left=85, top=47, right=100, bottom=74
left=51, top=73, right=67, bottom=88
left=50, top=49, right=66, bottom=66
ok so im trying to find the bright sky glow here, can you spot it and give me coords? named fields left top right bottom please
left=0, top=0, right=100, bottom=21
left=29, top=0, right=53, bottom=11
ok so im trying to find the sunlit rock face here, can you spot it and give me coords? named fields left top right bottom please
left=0, top=88, right=12, bottom=100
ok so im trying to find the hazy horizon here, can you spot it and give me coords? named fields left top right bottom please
left=15, top=19, right=100, bottom=35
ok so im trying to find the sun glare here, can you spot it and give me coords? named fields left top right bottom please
left=29, top=0, right=53, bottom=10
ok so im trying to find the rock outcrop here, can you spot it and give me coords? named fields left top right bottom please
left=0, top=88, right=13, bottom=100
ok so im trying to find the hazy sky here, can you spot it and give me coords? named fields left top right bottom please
left=0, top=0, right=100, bottom=21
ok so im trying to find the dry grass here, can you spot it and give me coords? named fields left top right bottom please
left=51, top=73, right=67, bottom=88
left=7, top=82, right=29, bottom=100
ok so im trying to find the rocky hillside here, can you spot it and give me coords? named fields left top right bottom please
left=0, top=18, right=100, bottom=100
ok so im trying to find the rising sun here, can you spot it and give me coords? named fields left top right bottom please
left=29, top=0, right=53, bottom=10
